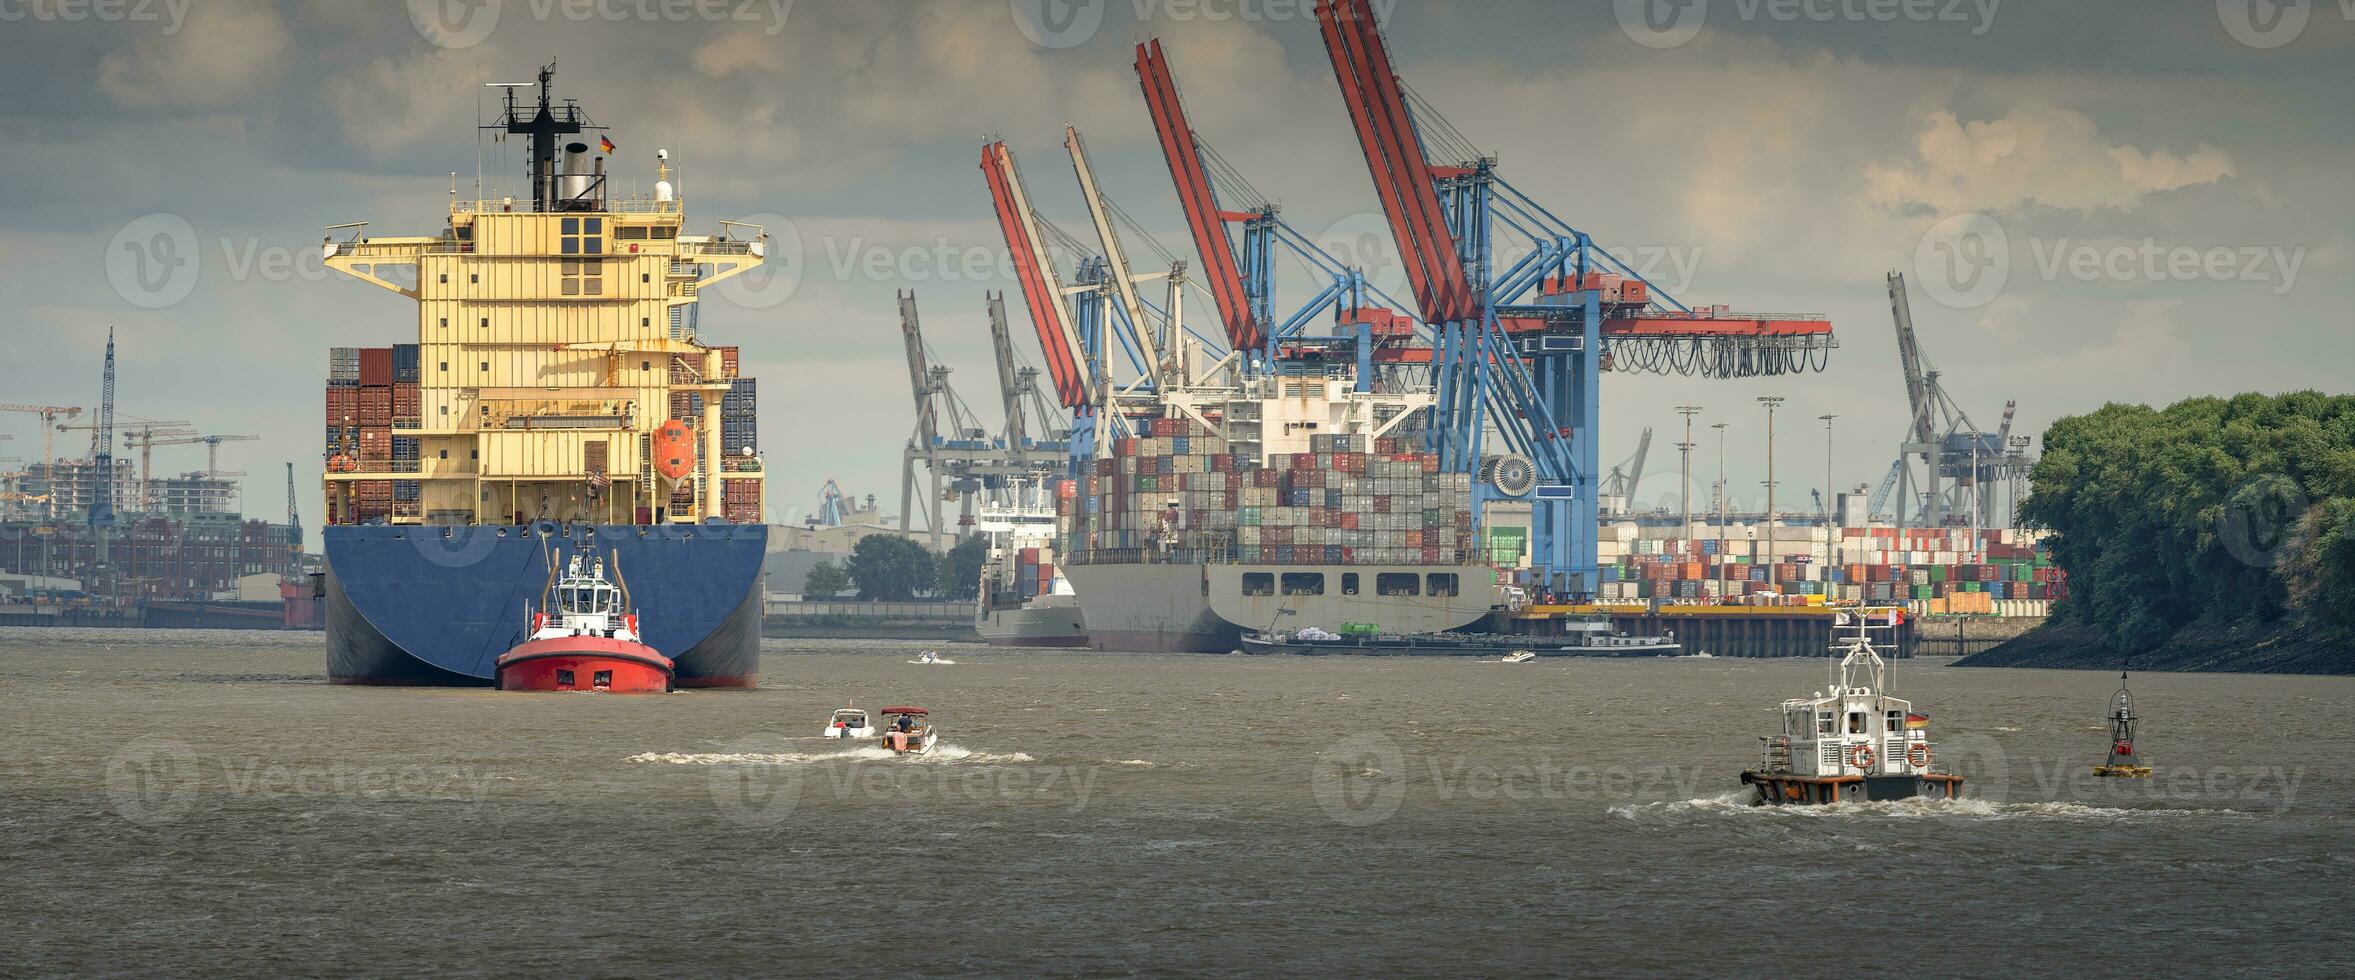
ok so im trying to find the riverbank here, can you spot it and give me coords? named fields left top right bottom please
left=1957, top=618, right=2353, bottom=674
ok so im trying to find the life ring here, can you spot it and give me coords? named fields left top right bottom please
left=1849, top=744, right=1877, bottom=770
left=1907, top=742, right=1930, bottom=768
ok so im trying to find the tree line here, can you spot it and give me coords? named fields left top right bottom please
left=799, top=534, right=987, bottom=603
left=2022, top=391, right=2355, bottom=651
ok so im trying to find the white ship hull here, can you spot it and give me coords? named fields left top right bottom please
left=1063, top=561, right=1498, bottom=653
left=975, top=593, right=1090, bottom=647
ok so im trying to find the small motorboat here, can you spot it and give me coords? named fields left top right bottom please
left=878, top=706, right=935, bottom=756
left=822, top=702, right=874, bottom=739
left=1497, top=650, right=1537, bottom=664
left=1739, top=607, right=1962, bottom=805
left=494, top=546, right=673, bottom=693
left=909, top=650, right=958, bottom=665
left=2092, top=668, right=2153, bottom=778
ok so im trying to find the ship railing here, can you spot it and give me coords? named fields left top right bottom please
left=327, top=240, right=471, bottom=258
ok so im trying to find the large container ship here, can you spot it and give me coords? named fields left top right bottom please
left=317, top=66, right=772, bottom=686
left=1057, top=357, right=1500, bottom=652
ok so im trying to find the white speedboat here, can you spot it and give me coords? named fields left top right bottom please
left=822, top=703, right=874, bottom=739
left=1498, top=650, right=1537, bottom=664
left=909, top=650, right=958, bottom=665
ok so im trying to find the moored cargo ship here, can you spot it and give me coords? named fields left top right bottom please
left=973, top=492, right=1089, bottom=647
left=1057, top=358, right=1499, bottom=653
left=317, top=65, right=772, bottom=686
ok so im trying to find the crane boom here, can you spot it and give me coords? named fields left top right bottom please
left=1887, top=271, right=1936, bottom=445
left=1625, top=427, right=1652, bottom=501
left=1134, top=39, right=1260, bottom=351
left=984, top=291, right=1029, bottom=451
left=898, top=291, right=938, bottom=449
left=1315, top=0, right=1474, bottom=325
left=981, top=140, right=1093, bottom=407
left=1063, top=125, right=1166, bottom=379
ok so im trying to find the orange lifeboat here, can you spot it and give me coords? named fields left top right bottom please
left=652, top=420, right=696, bottom=482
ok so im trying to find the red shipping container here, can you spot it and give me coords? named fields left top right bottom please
left=326, top=386, right=359, bottom=423
left=357, top=348, right=393, bottom=386
left=359, top=387, right=392, bottom=426
left=392, top=383, right=420, bottom=422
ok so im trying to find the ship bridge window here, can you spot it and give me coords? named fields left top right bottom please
left=560, top=217, right=604, bottom=255
left=618, top=226, right=649, bottom=240
left=1887, top=710, right=1904, bottom=732
left=1280, top=572, right=1324, bottom=596
left=1817, top=711, right=1834, bottom=735
left=1376, top=573, right=1419, bottom=597
left=1241, top=572, right=1274, bottom=596
left=1848, top=711, right=1867, bottom=735
left=1427, top=573, right=1459, bottom=597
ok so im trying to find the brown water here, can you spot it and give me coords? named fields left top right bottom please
left=3, top=627, right=2350, bottom=976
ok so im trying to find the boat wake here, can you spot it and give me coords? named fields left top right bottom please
left=627, top=743, right=1034, bottom=766
left=1609, top=793, right=2252, bottom=823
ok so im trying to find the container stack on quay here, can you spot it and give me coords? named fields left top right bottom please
left=1059, top=415, right=1478, bottom=566
left=1597, top=525, right=2067, bottom=616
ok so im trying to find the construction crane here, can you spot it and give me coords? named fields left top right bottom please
left=0, top=404, right=82, bottom=491
left=69, top=419, right=193, bottom=511
left=139, top=433, right=261, bottom=479
left=89, top=330, right=117, bottom=577
left=1306, top=0, right=1834, bottom=594
left=1882, top=272, right=2030, bottom=528
left=1599, top=428, right=1653, bottom=516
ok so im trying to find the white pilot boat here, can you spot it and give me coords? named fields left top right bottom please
left=822, top=703, right=875, bottom=739
left=1740, top=608, right=1963, bottom=805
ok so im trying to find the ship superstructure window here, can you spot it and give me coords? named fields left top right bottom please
left=1280, top=572, right=1324, bottom=596
left=1376, top=573, right=1419, bottom=596
left=561, top=259, right=604, bottom=296
left=560, top=217, right=603, bottom=255
left=1241, top=572, right=1274, bottom=596
left=1427, top=573, right=1459, bottom=597
left=1342, top=572, right=1360, bottom=595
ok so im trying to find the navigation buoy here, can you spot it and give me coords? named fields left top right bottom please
left=2092, top=664, right=2153, bottom=778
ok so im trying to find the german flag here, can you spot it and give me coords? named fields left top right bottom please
left=599, top=135, right=616, bottom=155
left=1905, top=712, right=1930, bottom=730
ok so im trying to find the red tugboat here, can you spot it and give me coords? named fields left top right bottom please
left=495, top=546, right=674, bottom=693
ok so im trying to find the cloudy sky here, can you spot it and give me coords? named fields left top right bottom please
left=1, top=0, right=2348, bottom=531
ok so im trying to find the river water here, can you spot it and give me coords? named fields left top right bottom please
left=2, top=628, right=2349, bottom=976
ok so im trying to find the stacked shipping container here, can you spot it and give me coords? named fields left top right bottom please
left=326, top=345, right=423, bottom=523
left=1060, top=416, right=1477, bottom=565
left=1596, top=527, right=2067, bottom=611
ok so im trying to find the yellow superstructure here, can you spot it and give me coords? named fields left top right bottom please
left=322, top=160, right=767, bottom=526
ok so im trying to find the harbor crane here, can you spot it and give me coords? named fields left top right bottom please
left=1880, top=271, right=2032, bottom=528
left=1599, top=428, right=1653, bottom=517
left=897, top=291, right=1070, bottom=551
left=984, top=291, right=1071, bottom=456
left=1303, top=0, right=1835, bottom=592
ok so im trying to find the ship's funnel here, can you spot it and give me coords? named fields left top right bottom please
left=560, top=141, right=594, bottom=205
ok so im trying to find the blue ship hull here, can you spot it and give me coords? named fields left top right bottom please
left=324, top=522, right=768, bottom=687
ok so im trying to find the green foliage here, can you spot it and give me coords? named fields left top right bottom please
left=845, top=534, right=936, bottom=602
left=936, top=535, right=988, bottom=601
left=2021, top=391, right=2355, bottom=651
left=801, top=560, right=849, bottom=598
